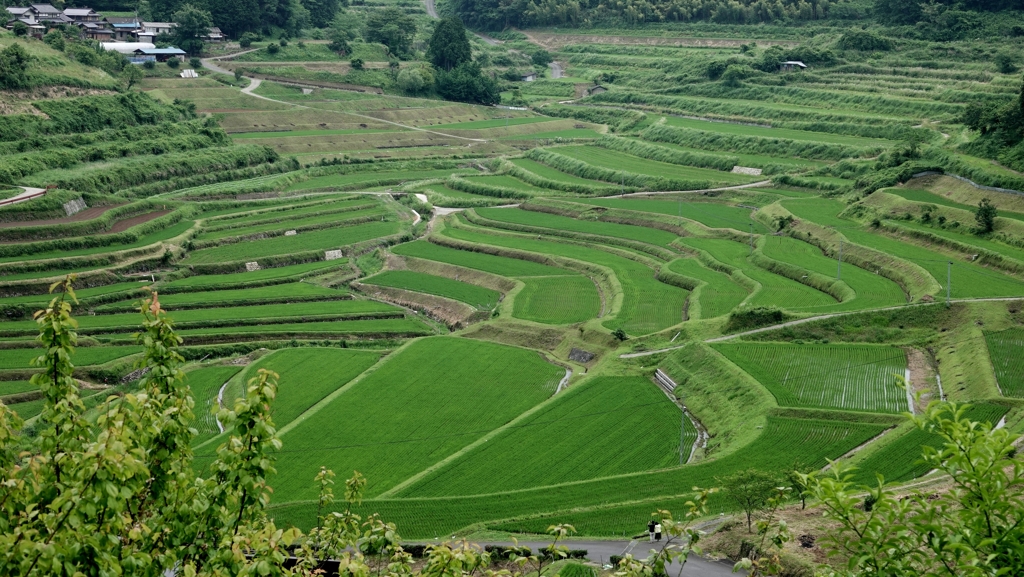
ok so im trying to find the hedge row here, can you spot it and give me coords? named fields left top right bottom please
left=524, top=148, right=711, bottom=192
left=465, top=208, right=676, bottom=261
left=160, top=262, right=352, bottom=294
left=445, top=176, right=532, bottom=200
left=22, top=145, right=280, bottom=195
left=127, top=160, right=300, bottom=199
left=0, top=131, right=229, bottom=184
left=750, top=250, right=855, bottom=303
left=879, top=221, right=1024, bottom=276
left=501, top=159, right=630, bottom=195
left=202, top=201, right=377, bottom=234
left=594, top=136, right=737, bottom=171
left=772, top=174, right=852, bottom=191
left=0, top=311, right=405, bottom=338
left=641, top=124, right=874, bottom=162
left=190, top=214, right=385, bottom=251
left=656, top=266, right=701, bottom=291
left=184, top=230, right=410, bottom=276
left=0, top=119, right=223, bottom=155
left=541, top=104, right=647, bottom=133
left=586, top=92, right=909, bottom=127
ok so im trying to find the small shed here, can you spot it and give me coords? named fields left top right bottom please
left=203, top=26, right=224, bottom=42
left=780, top=60, right=807, bottom=72
left=521, top=72, right=537, bottom=82
left=133, top=47, right=186, bottom=62
left=586, top=85, right=607, bottom=96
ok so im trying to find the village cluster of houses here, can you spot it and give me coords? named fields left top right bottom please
left=4, top=4, right=223, bottom=60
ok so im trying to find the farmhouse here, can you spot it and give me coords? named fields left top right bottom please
left=142, top=21, right=175, bottom=35
left=521, top=72, right=537, bottom=82
left=63, top=7, right=101, bottom=22
left=780, top=60, right=807, bottom=71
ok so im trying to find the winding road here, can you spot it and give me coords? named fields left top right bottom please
left=472, top=541, right=742, bottom=577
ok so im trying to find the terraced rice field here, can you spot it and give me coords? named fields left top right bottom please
left=476, top=207, right=680, bottom=248
left=399, top=376, right=690, bottom=496
left=286, top=169, right=475, bottom=191
left=177, top=318, right=432, bottom=337
left=462, top=175, right=554, bottom=194
left=667, top=258, right=749, bottom=319
left=886, top=188, right=1024, bottom=222
left=184, top=221, right=402, bottom=264
left=443, top=222, right=687, bottom=335
left=185, top=365, right=243, bottom=445
left=852, top=403, right=1008, bottom=483
left=0, top=220, right=195, bottom=264
left=551, top=146, right=758, bottom=183
left=985, top=328, right=1024, bottom=397
left=432, top=117, right=552, bottom=129
left=195, top=208, right=385, bottom=241
left=269, top=416, right=886, bottom=537
left=97, top=283, right=347, bottom=311
left=712, top=343, right=909, bottom=413
left=570, top=198, right=770, bottom=233
left=235, top=347, right=383, bottom=432
left=391, top=241, right=570, bottom=277
left=679, top=237, right=838, bottom=311
left=0, top=345, right=143, bottom=369
left=762, top=236, right=907, bottom=309
left=363, top=271, right=500, bottom=309
left=0, top=301, right=401, bottom=336
left=509, top=158, right=613, bottom=186
left=662, top=116, right=893, bottom=147
left=267, top=338, right=564, bottom=499
left=783, top=198, right=1024, bottom=298
left=163, top=261, right=346, bottom=289
left=514, top=276, right=601, bottom=324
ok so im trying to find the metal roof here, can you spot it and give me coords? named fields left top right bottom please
left=134, top=47, right=186, bottom=54
left=64, top=8, right=96, bottom=15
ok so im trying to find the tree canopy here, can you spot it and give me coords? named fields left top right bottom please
left=364, top=7, right=417, bottom=59
left=434, top=61, right=500, bottom=105
left=172, top=3, right=213, bottom=55
left=426, top=17, right=472, bottom=72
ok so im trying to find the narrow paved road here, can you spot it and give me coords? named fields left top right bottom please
left=421, top=0, right=499, bottom=44
left=0, top=186, right=47, bottom=206
left=549, top=61, right=563, bottom=78
left=472, top=541, right=742, bottom=577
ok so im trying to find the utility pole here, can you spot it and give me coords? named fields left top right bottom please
left=748, top=223, right=754, bottom=255
left=947, top=261, right=952, bottom=306
left=620, top=173, right=624, bottom=195
left=836, top=239, right=843, bottom=280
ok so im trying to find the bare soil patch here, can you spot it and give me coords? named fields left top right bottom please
left=0, top=204, right=125, bottom=228
left=103, top=210, right=173, bottom=234
left=906, top=347, right=937, bottom=412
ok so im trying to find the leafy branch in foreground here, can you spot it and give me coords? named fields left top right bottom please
left=801, top=402, right=1024, bottom=577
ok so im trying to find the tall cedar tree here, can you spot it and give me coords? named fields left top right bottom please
left=426, top=17, right=472, bottom=71
left=976, top=198, right=998, bottom=233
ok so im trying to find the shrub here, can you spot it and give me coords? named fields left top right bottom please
left=267, top=43, right=280, bottom=54
left=531, top=49, right=552, bottom=66
left=167, top=58, right=180, bottom=69
left=724, top=307, right=790, bottom=333
left=350, top=57, right=364, bottom=70
left=143, top=59, right=155, bottom=69
left=837, top=30, right=894, bottom=51
left=189, top=57, right=202, bottom=68
left=279, top=38, right=288, bottom=47
left=995, top=52, right=1018, bottom=74
left=239, top=31, right=259, bottom=47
